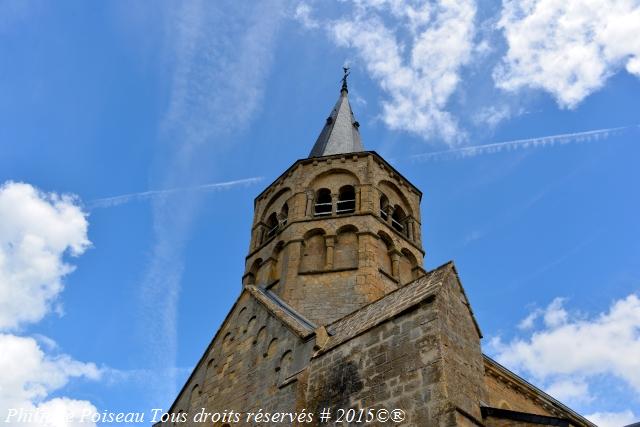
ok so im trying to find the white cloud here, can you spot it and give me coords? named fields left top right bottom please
left=490, top=294, right=640, bottom=406
left=295, top=3, right=319, bottom=29
left=495, top=0, right=640, bottom=108
left=0, top=182, right=90, bottom=330
left=0, top=334, right=100, bottom=426
left=545, top=378, right=592, bottom=404
left=587, top=410, right=638, bottom=427
left=299, top=0, right=477, bottom=143
left=542, top=297, right=568, bottom=328
left=0, top=182, right=100, bottom=426
left=472, top=105, right=514, bottom=128
left=517, top=298, right=572, bottom=331
left=517, top=308, right=541, bottom=330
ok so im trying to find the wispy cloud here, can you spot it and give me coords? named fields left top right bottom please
left=88, top=177, right=263, bottom=209
left=410, top=124, right=638, bottom=162
left=514, top=227, right=604, bottom=287
left=297, top=0, right=477, bottom=144
left=455, top=157, right=597, bottom=249
left=135, top=0, right=285, bottom=407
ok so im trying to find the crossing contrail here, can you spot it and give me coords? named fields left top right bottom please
left=409, top=125, right=639, bottom=162
left=88, top=177, right=264, bottom=209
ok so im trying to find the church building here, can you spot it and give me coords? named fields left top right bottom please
left=158, top=75, right=596, bottom=426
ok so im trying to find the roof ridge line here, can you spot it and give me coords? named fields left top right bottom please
left=326, top=261, right=455, bottom=330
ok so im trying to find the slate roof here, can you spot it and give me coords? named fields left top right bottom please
left=244, top=262, right=481, bottom=355
left=308, top=86, right=364, bottom=157
left=317, top=262, right=469, bottom=354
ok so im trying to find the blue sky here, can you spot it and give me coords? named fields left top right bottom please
left=0, top=1, right=639, bottom=426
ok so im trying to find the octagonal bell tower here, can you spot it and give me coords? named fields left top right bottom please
left=243, top=76, right=426, bottom=326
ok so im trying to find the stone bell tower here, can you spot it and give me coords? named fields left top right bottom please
left=243, top=74, right=426, bottom=325
left=159, top=74, right=596, bottom=427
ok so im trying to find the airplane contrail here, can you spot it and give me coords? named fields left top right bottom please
left=88, top=177, right=264, bottom=209
left=409, top=125, right=639, bottom=162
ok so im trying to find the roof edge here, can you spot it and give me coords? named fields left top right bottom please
left=481, top=406, right=570, bottom=426
left=254, top=150, right=422, bottom=206
left=167, top=285, right=316, bottom=414
left=483, top=355, right=596, bottom=427
left=166, top=287, right=247, bottom=414
left=313, top=262, right=453, bottom=355
left=247, top=285, right=316, bottom=338
left=446, top=261, right=483, bottom=339
left=326, top=261, right=452, bottom=330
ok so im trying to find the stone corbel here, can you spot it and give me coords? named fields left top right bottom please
left=412, top=265, right=427, bottom=280
left=313, top=326, right=330, bottom=353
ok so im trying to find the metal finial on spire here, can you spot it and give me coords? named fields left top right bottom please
left=309, top=71, right=363, bottom=157
left=341, top=67, right=350, bottom=93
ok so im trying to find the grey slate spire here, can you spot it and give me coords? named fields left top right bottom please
left=308, top=70, right=364, bottom=158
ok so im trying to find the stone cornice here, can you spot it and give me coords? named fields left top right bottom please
left=483, top=355, right=596, bottom=427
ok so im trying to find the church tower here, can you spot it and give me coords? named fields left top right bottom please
left=158, top=75, right=595, bottom=427
left=244, top=73, right=425, bottom=325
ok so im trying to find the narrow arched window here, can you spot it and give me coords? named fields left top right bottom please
left=264, top=338, right=278, bottom=358
left=266, top=212, right=279, bottom=239
left=337, top=185, right=356, bottom=214
left=206, top=358, right=215, bottom=374
left=314, top=188, right=332, bottom=216
left=334, top=225, right=358, bottom=269
left=300, top=229, right=326, bottom=272
left=391, top=205, right=407, bottom=235
left=380, top=194, right=389, bottom=220
left=377, top=231, right=393, bottom=275
left=277, top=350, right=293, bottom=384
left=244, top=258, right=262, bottom=286
left=279, top=203, right=289, bottom=227
left=189, top=385, right=200, bottom=407
left=399, top=248, right=419, bottom=284
left=246, top=316, right=256, bottom=334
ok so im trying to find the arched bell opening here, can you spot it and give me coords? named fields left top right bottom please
left=336, top=185, right=356, bottom=214
left=380, top=194, right=389, bottom=220
left=314, top=188, right=332, bottom=216
left=391, top=205, right=407, bottom=237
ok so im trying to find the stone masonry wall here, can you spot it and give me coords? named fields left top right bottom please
left=483, top=373, right=555, bottom=417
left=305, top=298, right=456, bottom=426
left=436, top=273, right=486, bottom=422
left=241, top=152, right=426, bottom=326
left=162, top=291, right=313, bottom=427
